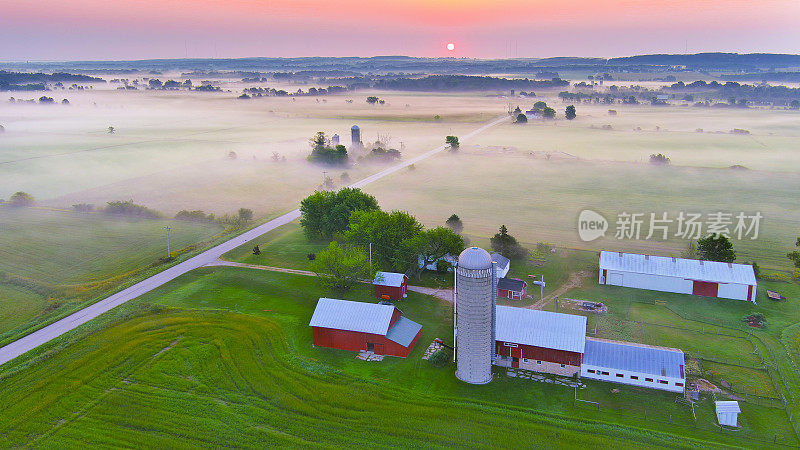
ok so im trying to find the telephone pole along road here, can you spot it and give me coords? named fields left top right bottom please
left=0, top=115, right=510, bottom=368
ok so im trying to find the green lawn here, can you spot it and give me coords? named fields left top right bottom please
left=0, top=267, right=794, bottom=447
left=0, top=208, right=222, bottom=286
left=0, top=285, right=49, bottom=337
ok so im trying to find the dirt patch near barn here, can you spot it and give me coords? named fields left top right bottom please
left=528, top=271, right=592, bottom=310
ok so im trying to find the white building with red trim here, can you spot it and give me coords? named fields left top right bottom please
left=599, top=251, right=757, bottom=302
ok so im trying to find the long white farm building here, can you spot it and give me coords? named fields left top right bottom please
left=581, top=338, right=686, bottom=393
left=599, top=251, right=757, bottom=302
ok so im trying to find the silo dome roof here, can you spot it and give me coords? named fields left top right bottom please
left=351, top=125, right=360, bottom=130
left=458, top=247, right=492, bottom=270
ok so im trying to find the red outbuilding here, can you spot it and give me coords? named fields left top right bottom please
left=497, top=277, right=527, bottom=300
left=373, top=271, right=408, bottom=300
left=309, top=298, right=422, bottom=358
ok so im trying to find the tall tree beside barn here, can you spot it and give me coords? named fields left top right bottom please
left=490, top=225, right=526, bottom=258
left=696, top=234, right=736, bottom=263
left=406, top=226, right=464, bottom=279
left=299, top=188, right=379, bottom=240
left=309, top=241, right=370, bottom=290
left=345, top=210, right=423, bottom=272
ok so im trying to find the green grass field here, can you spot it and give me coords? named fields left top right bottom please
left=0, top=208, right=222, bottom=286
left=364, top=153, right=800, bottom=271
left=0, top=266, right=796, bottom=447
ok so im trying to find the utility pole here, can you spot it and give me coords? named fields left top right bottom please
left=369, top=243, right=372, bottom=271
left=163, top=226, right=172, bottom=257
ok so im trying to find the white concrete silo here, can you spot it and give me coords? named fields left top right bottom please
left=454, top=247, right=496, bottom=384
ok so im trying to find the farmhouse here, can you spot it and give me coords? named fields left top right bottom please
left=494, top=306, right=587, bottom=376
left=309, top=298, right=422, bottom=357
left=490, top=253, right=510, bottom=278
left=599, top=251, right=757, bottom=302
left=373, top=271, right=408, bottom=300
left=497, top=277, right=527, bottom=300
left=581, top=338, right=686, bottom=393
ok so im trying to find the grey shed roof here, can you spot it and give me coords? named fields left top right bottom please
left=495, top=306, right=587, bottom=353
left=385, top=316, right=422, bottom=347
left=715, top=401, right=741, bottom=414
left=309, top=298, right=394, bottom=335
left=490, top=253, right=511, bottom=270
left=373, top=271, right=406, bottom=287
left=583, top=337, right=685, bottom=379
left=599, top=251, right=756, bottom=285
left=497, top=277, right=526, bottom=292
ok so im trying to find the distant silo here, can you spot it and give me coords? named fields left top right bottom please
left=351, top=125, right=361, bottom=148
left=454, top=246, right=496, bottom=384
left=331, top=133, right=340, bottom=146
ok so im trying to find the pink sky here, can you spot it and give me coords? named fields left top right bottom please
left=1, top=0, right=798, bottom=60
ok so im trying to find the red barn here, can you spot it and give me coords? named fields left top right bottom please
left=494, top=306, right=587, bottom=377
left=309, top=298, right=422, bottom=358
left=373, top=271, right=408, bottom=300
left=497, top=277, right=527, bottom=300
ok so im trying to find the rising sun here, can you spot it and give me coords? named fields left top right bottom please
left=446, top=43, right=455, bottom=51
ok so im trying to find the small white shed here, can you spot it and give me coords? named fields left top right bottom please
left=715, top=401, right=741, bottom=427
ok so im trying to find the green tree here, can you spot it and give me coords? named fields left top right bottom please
left=542, top=107, right=556, bottom=119
left=445, top=214, right=463, bottom=233
left=309, top=241, right=370, bottom=290
left=445, top=135, right=459, bottom=150
left=787, top=238, right=800, bottom=268
left=366, top=96, right=380, bottom=104
left=565, top=105, right=576, bottom=120
left=515, top=113, right=527, bottom=123
left=791, top=100, right=800, bottom=110
left=697, top=234, right=736, bottom=263
left=8, top=191, right=34, bottom=207
left=533, top=101, right=547, bottom=110
left=490, top=225, right=526, bottom=258
left=345, top=210, right=423, bottom=272
left=238, top=208, right=253, bottom=223
left=681, top=241, right=698, bottom=259
left=405, top=226, right=464, bottom=279
left=309, top=131, right=327, bottom=150
left=299, top=188, right=379, bottom=240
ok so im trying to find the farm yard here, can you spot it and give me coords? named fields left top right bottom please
left=0, top=266, right=796, bottom=447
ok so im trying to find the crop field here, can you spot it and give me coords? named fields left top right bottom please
left=0, top=88, right=507, bottom=217
left=0, top=208, right=221, bottom=286
left=364, top=152, right=800, bottom=270
left=0, top=266, right=790, bottom=447
left=472, top=103, right=800, bottom=172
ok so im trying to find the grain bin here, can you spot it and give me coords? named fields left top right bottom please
left=454, top=247, right=496, bottom=384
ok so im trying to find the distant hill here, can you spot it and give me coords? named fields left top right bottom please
left=2, top=53, right=798, bottom=76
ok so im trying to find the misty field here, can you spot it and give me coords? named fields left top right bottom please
left=0, top=88, right=506, bottom=216
left=0, top=267, right=787, bottom=448
left=364, top=151, right=800, bottom=270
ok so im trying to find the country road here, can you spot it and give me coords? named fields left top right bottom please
left=0, top=114, right=509, bottom=368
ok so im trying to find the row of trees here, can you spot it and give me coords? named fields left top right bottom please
left=301, top=188, right=465, bottom=288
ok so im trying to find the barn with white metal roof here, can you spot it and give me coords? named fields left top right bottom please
left=599, top=251, right=757, bottom=302
left=581, top=337, right=686, bottom=392
left=309, top=298, right=422, bottom=357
